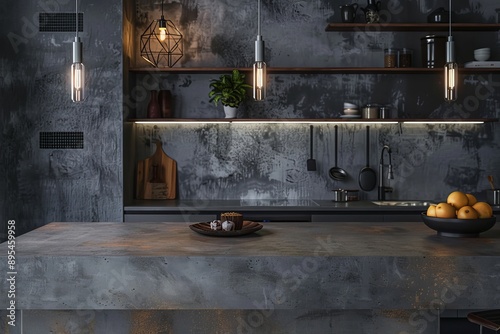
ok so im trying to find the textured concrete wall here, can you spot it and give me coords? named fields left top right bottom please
left=128, top=0, right=500, bottom=203
left=0, top=0, right=123, bottom=240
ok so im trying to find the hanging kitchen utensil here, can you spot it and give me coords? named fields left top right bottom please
left=358, top=125, right=377, bottom=191
left=307, top=125, right=317, bottom=171
left=329, top=125, right=347, bottom=180
left=488, top=175, right=496, bottom=190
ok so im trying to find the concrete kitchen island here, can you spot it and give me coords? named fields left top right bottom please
left=1, top=221, right=500, bottom=333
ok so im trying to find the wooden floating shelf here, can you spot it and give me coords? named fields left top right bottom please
left=129, top=67, right=500, bottom=74
left=128, top=23, right=500, bottom=74
left=129, top=118, right=498, bottom=124
left=325, top=23, right=500, bottom=32
left=128, top=67, right=247, bottom=74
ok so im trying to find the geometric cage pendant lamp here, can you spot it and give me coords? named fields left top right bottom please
left=140, top=0, right=183, bottom=67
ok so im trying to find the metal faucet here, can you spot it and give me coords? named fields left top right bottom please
left=378, top=145, right=394, bottom=200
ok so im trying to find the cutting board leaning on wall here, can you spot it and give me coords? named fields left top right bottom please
left=136, top=140, right=177, bottom=199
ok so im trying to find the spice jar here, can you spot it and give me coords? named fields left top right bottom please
left=379, top=105, right=392, bottom=119
left=399, top=48, right=413, bottom=68
left=384, top=48, right=398, bottom=68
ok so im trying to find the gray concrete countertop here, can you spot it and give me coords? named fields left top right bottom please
left=3, top=221, right=500, bottom=257
left=1, top=221, right=500, bottom=313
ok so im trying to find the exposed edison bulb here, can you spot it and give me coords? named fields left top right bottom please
left=444, top=62, right=458, bottom=102
left=71, top=37, right=85, bottom=102
left=253, top=61, right=266, bottom=101
left=159, top=17, right=167, bottom=42
left=71, top=62, right=85, bottom=102
left=159, top=28, right=166, bottom=41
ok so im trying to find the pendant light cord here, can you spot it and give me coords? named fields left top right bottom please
left=161, top=0, right=164, bottom=16
left=448, top=0, right=451, bottom=37
left=76, top=0, right=78, bottom=38
left=75, top=0, right=78, bottom=39
left=257, top=0, right=261, bottom=36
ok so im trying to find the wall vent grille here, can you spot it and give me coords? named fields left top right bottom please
left=40, top=132, right=84, bottom=149
left=39, top=13, right=83, bottom=32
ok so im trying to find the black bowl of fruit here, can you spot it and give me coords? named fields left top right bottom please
left=422, top=191, right=496, bottom=237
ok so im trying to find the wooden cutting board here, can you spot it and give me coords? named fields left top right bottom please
left=136, top=141, right=177, bottom=199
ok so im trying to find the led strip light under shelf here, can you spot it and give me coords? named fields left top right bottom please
left=403, top=121, right=484, bottom=124
left=133, top=120, right=487, bottom=124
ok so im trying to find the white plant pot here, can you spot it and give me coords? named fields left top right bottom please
left=223, top=106, right=238, bottom=118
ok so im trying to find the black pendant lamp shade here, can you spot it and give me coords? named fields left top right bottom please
left=140, top=1, right=183, bottom=68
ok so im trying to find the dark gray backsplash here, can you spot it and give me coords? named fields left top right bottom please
left=134, top=122, right=498, bottom=202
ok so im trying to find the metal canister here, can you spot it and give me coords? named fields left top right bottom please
left=379, top=105, right=391, bottom=119
left=421, top=35, right=446, bottom=68
left=332, top=189, right=347, bottom=202
left=487, top=189, right=500, bottom=205
left=362, top=104, right=379, bottom=119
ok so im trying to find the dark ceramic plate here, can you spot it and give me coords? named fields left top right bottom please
left=421, top=213, right=496, bottom=237
left=189, top=221, right=263, bottom=237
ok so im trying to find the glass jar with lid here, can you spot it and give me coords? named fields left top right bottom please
left=384, top=48, right=398, bottom=68
left=399, top=48, right=413, bottom=68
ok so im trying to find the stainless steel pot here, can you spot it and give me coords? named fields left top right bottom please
left=362, top=104, right=379, bottom=119
left=332, top=189, right=347, bottom=202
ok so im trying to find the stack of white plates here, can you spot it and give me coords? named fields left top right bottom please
left=342, top=102, right=361, bottom=118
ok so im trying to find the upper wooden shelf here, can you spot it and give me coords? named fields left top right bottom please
left=129, top=67, right=500, bottom=74
left=129, top=67, right=248, bottom=74
left=325, top=23, right=500, bottom=32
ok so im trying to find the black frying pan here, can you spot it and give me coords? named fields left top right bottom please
left=358, top=126, right=376, bottom=191
left=329, top=125, right=347, bottom=180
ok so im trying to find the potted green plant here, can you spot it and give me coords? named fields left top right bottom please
left=208, top=69, right=252, bottom=118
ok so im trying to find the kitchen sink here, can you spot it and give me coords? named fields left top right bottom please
left=240, top=199, right=320, bottom=206
left=371, top=201, right=435, bottom=207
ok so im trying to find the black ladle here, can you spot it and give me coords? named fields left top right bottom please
left=329, top=125, right=347, bottom=180
left=307, top=125, right=317, bottom=171
left=358, top=125, right=377, bottom=191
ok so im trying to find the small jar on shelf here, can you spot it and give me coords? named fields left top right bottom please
left=399, top=48, right=413, bottom=68
left=384, top=48, right=398, bottom=68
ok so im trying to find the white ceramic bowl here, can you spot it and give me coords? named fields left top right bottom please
left=474, top=47, right=491, bottom=53
left=475, top=53, right=490, bottom=61
left=474, top=48, right=490, bottom=61
left=343, top=102, right=358, bottom=109
left=343, top=108, right=359, bottom=115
